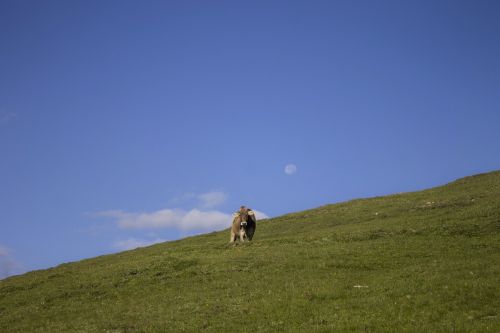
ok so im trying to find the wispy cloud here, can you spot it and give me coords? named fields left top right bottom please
left=168, top=192, right=196, bottom=205
left=0, top=111, right=17, bottom=125
left=198, top=191, right=227, bottom=208
left=94, top=208, right=232, bottom=231
left=0, top=246, right=22, bottom=279
left=94, top=206, right=269, bottom=232
left=168, top=191, right=228, bottom=208
left=112, top=237, right=166, bottom=251
left=91, top=190, right=269, bottom=250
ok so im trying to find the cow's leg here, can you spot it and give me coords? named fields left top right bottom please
left=239, top=230, right=245, bottom=242
left=230, top=231, right=235, bottom=243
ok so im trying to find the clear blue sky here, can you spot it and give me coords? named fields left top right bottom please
left=1, top=0, right=499, bottom=278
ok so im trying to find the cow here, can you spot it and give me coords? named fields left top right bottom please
left=230, top=206, right=257, bottom=243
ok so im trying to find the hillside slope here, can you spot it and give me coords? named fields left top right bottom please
left=1, top=171, right=499, bottom=332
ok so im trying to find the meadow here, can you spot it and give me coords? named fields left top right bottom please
left=1, top=171, right=499, bottom=332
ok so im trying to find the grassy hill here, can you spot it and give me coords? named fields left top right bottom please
left=1, top=171, right=499, bottom=332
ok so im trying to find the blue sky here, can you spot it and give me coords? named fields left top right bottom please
left=1, top=0, right=499, bottom=278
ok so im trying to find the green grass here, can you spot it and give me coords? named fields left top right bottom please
left=1, top=171, right=500, bottom=332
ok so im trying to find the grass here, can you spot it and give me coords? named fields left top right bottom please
left=1, top=171, right=500, bottom=332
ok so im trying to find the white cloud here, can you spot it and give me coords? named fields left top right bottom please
left=284, top=164, right=297, bottom=175
left=0, top=246, right=22, bottom=279
left=95, top=208, right=232, bottom=231
left=181, top=209, right=231, bottom=230
left=113, top=238, right=166, bottom=251
left=252, top=209, right=270, bottom=220
left=198, top=191, right=227, bottom=208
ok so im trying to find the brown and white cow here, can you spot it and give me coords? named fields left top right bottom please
left=230, top=206, right=257, bottom=243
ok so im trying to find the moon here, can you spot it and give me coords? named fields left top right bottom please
left=284, top=164, right=297, bottom=175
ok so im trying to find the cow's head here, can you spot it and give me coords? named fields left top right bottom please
left=238, top=206, right=256, bottom=227
left=238, top=206, right=250, bottom=226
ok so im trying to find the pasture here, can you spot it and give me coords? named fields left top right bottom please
left=1, top=171, right=499, bottom=332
